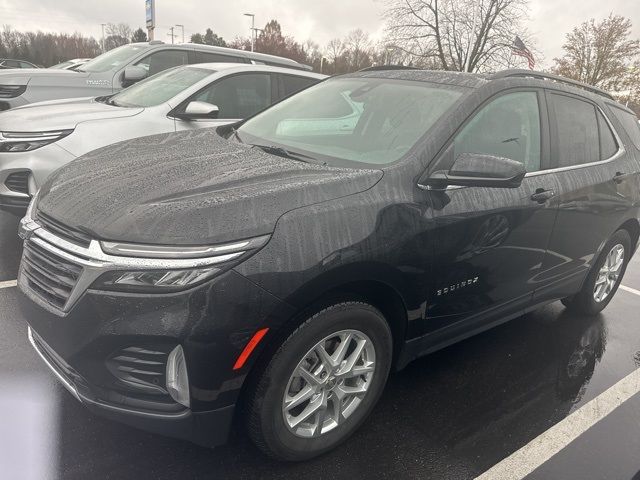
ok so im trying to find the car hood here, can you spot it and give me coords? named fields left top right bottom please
left=36, top=129, right=383, bottom=245
left=0, top=67, right=88, bottom=84
left=0, top=97, right=142, bottom=131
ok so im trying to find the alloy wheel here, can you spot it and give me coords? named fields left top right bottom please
left=282, top=329, right=376, bottom=438
left=593, top=244, right=625, bottom=303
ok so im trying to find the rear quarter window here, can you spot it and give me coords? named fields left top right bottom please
left=608, top=104, right=640, bottom=150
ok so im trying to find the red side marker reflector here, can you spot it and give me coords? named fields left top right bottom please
left=233, top=328, right=269, bottom=370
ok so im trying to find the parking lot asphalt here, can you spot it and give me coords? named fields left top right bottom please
left=1, top=209, right=640, bottom=480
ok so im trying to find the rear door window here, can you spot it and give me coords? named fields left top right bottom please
left=195, top=51, right=247, bottom=64
left=549, top=93, right=600, bottom=167
left=454, top=91, right=542, bottom=172
left=135, top=49, right=189, bottom=76
left=608, top=104, right=640, bottom=150
left=597, top=111, right=618, bottom=159
left=281, top=74, right=319, bottom=98
left=193, top=73, right=272, bottom=119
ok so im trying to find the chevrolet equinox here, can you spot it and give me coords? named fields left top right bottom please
left=17, top=68, right=640, bottom=461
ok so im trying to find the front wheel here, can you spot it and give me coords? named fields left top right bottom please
left=562, top=229, right=631, bottom=315
left=246, top=301, right=392, bottom=461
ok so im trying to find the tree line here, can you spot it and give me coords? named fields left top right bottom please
left=1, top=1, right=638, bottom=113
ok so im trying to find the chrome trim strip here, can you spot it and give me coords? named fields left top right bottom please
left=28, top=326, right=82, bottom=402
left=19, top=210, right=268, bottom=313
left=525, top=105, right=626, bottom=177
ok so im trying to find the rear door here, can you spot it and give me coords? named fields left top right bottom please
left=425, top=89, right=560, bottom=328
left=532, top=90, right=638, bottom=303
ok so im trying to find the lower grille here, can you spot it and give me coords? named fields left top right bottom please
left=0, top=195, right=30, bottom=210
left=107, top=346, right=171, bottom=395
left=21, top=240, right=82, bottom=309
left=5, top=171, right=29, bottom=194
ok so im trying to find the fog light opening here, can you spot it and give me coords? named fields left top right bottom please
left=166, top=345, right=190, bottom=408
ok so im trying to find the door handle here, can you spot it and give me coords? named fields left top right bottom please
left=613, top=172, right=632, bottom=184
left=530, top=188, right=555, bottom=203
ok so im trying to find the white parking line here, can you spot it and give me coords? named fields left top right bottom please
left=476, top=367, right=640, bottom=480
left=0, top=280, right=17, bottom=289
left=620, top=284, right=640, bottom=297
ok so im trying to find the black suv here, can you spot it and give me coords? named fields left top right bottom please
left=17, top=69, right=640, bottom=461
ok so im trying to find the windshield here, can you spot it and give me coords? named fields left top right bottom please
left=109, top=67, right=213, bottom=108
left=49, top=61, right=73, bottom=69
left=78, top=44, right=149, bottom=73
left=238, top=77, right=465, bottom=167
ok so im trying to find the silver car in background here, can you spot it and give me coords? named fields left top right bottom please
left=0, top=63, right=325, bottom=211
left=48, top=58, right=92, bottom=71
left=0, top=41, right=311, bottom=111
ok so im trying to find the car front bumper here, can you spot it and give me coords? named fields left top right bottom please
left=0, top=143, right=76, bottom=213
left=27, top=326, right=235, bottom=447
left=17, top=253, right=295, bottom=447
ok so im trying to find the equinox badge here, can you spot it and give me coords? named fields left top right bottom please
left=437, top=277, right=479, bottom=296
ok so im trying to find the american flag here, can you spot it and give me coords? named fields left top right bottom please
left=512, top=36, right=535, bottom=70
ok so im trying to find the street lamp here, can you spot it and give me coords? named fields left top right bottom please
left=244, top=13, right=256, bottom=52
left=101, top=23, right=107, bottom=53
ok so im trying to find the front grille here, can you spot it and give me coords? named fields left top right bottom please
left=21, top=240, right=83, bottom=309
left=5, top=171, right=30, bottom=194
left=37, top=212, right=92, bottom=248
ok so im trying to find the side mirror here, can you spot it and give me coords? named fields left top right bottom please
left=174, top=101, right=220, bottom=121
left=422, top=153, right=526, bottom=189
left=123, top=65, right=147, bottom=83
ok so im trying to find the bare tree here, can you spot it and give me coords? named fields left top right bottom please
left=105, top=23, right=132, bottom=50
left=553, top=15, right=640, bottom=90
left=344, top=29, right=374, bottom=71
left=383, top=0, right=537, bottom=72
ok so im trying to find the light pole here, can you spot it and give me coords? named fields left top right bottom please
left=244, top=13, right=255, bottom=52
left=101, top=23, right=107, bottom=53
left=167, top=26, right=176, bottom=44
left=175, top=24, right=185, bottom=43
left=320, top=56, right=328, bottom=73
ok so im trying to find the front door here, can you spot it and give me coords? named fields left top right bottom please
left=425, top=90, right=559, bottom=331
left=174, top=72, right=274, bottom=132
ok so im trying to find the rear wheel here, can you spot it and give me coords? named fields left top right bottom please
left=246, top=301, right=392, bottom=461
left=562, top=229, right=631, bottom=315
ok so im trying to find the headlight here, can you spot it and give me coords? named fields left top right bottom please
left=90, top=234, right=270, bottom=293
left=93, top=267, right=221, bottom=293
left=0, top=85, right=26, bottom=99
left=0, top=130, right=73, bottom=152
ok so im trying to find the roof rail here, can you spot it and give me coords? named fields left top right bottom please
left=359, top=65, right=419, bottom=72
left=490, top=69, right=614, bottom=100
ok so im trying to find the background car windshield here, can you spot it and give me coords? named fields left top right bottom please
left=78, top=44, right=148, bottom=73
left=110, top=67, right=212, bottom=108
left=238, top=77, right=464, bottom=166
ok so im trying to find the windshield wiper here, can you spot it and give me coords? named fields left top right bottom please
left=251, top=144, right=319, bottom=164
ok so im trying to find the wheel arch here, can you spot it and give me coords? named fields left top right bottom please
left=234, top=273, right=412, bottom=420
left=618, top=218, right=640, bottom=254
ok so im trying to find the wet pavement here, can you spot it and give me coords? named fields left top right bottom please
left=1, top=209, right=640, bottom=479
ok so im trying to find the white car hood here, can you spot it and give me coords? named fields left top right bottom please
left=0, top=97, right=143, bottom=131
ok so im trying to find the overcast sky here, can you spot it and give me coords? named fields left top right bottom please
left=1, top=0, right=638, bottom=66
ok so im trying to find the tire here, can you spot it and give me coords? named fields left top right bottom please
left=562, top=229, right=631, bottom=315
left=246, top=301, right=393, bottom=461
